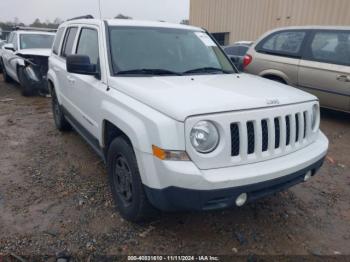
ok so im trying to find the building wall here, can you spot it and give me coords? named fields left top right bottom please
left=190, top=0, right=350, bottom=44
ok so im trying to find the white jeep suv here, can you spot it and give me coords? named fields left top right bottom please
left=48, top=17, right=328, bottom=222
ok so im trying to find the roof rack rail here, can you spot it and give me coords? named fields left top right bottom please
left=67, top=15, right=94, bottom=21
left=13, top=26, right=57, bottom=32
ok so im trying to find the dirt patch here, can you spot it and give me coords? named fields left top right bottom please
left=0, top=76, right=349, bottom=257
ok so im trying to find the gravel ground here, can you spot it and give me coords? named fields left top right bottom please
left=0, top=75, right=349, bottom=259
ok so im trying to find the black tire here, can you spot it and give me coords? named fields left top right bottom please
left=18, top=66, right=34, bottom=96
left=51, top=87, right=71, bottom=131
left=107, top=137, right=158, bottom=222
left=1, top=59, right=12, bottom=83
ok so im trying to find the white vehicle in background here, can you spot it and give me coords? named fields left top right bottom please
left=48, top=16, right=328, bottom=222
left=0, top=40, right=6, bottom=72
left=0, top=27, right=55, bottom=96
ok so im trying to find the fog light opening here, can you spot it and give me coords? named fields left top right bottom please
left=304, top=171, right=312, bottom=182
left=235, top=193, right=248, bottom=207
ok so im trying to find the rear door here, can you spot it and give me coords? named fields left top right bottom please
left=298, top=30, right=350, bottom=111
left=54, top=26, right=79, bottom=111
left=67, top=26, right=105, bottom=139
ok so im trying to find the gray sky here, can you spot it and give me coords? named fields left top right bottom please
left=0, top=0, right=190, bottom=24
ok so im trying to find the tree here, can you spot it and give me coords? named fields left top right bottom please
left=53, top=17, right=63, bottom=25
left=115, top=14, right=132, bottom=19
left=13, top=17, right=20, bottom=25
left=30, top=18, right=42, bottom=27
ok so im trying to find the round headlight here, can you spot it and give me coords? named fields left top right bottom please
left=190, top=121, right=219, bottom=153
left=311, top=104, right=319, bottom=130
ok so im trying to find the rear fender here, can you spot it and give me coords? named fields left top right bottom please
left=259, top=69, right=289, bottom=84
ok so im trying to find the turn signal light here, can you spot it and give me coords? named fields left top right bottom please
left=152, top=145, right=190, bottom=161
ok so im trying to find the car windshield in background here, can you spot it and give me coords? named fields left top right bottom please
left=108, top=27, right=235, bottom=76
left=20, top=34, right=54, bottom=49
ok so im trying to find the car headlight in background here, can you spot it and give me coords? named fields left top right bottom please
left=190, top=121, right=220, bottom=153
left=311, top=104, right=319, bottom=130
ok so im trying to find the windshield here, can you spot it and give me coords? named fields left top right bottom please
left=20, top=34, right=54, bottom=49
left=108, top=26, right=236, bottom=76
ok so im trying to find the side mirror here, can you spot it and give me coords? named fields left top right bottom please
left=66, top=55, right=99, bottom=78
left=4, top=43, right=15, bottom=51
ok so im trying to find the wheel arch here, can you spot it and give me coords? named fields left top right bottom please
left=47, top=71, right=63, bottom=104
left=102, top=119, right=133, bottom=154
left=259, top=69, right=289, bottom=85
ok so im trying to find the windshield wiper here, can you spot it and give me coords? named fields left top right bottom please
left=183, top=67, right=233, bottom=75
left=117, top=68, right=182, bottom=76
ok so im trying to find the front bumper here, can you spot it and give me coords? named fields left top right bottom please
left=139, top=132, right=328, bottom=211
left=144, top=157, right=324, bottom=211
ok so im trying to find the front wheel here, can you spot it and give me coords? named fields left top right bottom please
left=18, top=66, right=34, bottom=96
left=107, top=137, right=158, bottom=222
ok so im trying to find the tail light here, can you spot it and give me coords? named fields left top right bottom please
left=243, top=54, right=253, bottom=69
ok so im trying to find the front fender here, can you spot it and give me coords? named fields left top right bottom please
left=100, top=91, right=186, bottom=187
left=101, top=100, right=151, bottom=153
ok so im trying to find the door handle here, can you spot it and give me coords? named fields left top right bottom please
left=336, top=75, right=350, bottom=82
left=67, top=76, right=75, bottom=85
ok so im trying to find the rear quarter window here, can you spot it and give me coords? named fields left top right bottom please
left=304, top=30, right=350, bottom=66
left=53, top=27, right=65, bottom=55
left=61, top=27, right=78, bottom=58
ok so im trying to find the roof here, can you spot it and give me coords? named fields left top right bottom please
left=61, top=18, right=203, bottom=31
left=271, top=25, right=350, bottom=31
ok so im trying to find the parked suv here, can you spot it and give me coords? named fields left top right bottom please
left=48, top=17, right=328, bottom=222
left=0, top=28, right=55, bottom=96
left=244, top=26, right=350, bottom=113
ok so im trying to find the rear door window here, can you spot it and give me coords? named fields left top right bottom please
left=61, top=27, right=78, bottom=58
left=7, top=32, right=14, bottom=43
left=257, top=31, right=306, bottom=57
left=305, top=31, right=350, bottom=66
left=11, top=33, right=18, bottom=50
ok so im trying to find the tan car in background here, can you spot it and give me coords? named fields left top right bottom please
left=244, top=26, right=350, bottom=113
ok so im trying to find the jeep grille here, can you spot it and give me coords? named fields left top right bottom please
left=230, top=111, right=312, bottom=157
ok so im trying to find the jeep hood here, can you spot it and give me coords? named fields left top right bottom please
left=109, top=73, right=317, bottom=122
left=17, top=48, right=51, bottom=57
